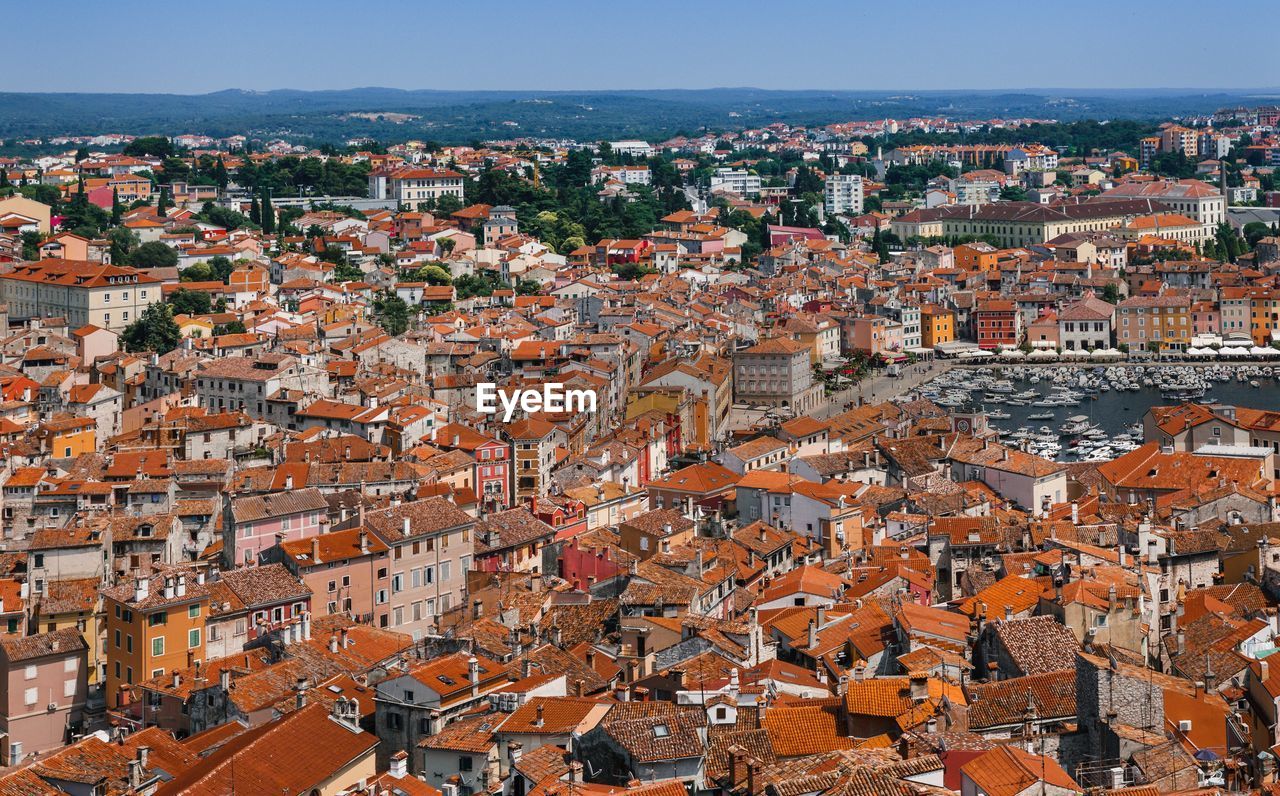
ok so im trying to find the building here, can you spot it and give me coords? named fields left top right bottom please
left=974, top=300, right=1022, bottom=350
left=920, top=305, right=956, bottom=349
left=102, top=569, right=210, bottom=712
left=709, top=169, right=761, bottom=198
left=1116, top=294, right=1191, bottom=353
left=0, top=260, right=163, bottom=332
left=733, top=337, right=823, bottom=416
left=0, top=628, right=88, bottom=765
left=356, top=498, right=476, bottom=638
left=224, top=487, right=328, bottom=568
left=824, top=174, right=864, bottom=215
left=890, top=199, right=1176, bottom=249
left=369, top=167, right=465, bottom=209
left=1101, top=179, right=1226, bottom=230
left=1057, top=295, right=1115, bottom=351
left=505, top=418, right=557, bottom=504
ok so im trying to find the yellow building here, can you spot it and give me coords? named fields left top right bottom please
left=37, top=416, right=97, bottom=458
left=920, top=305, right=956, bottom=348
left=34, top=578, right=104, bottom=683
left=1116, top=295, right=1191, bottom=353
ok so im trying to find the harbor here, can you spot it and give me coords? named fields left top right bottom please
left=911, top=364, right=1280, bottom=462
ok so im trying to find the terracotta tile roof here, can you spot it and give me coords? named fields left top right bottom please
left=960, top=745, right=1081, bottom=796
left=966, top=669, right=1078, bottom=729
left=761, top=698, right=856, bottom=757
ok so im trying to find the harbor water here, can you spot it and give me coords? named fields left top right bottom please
left=913, top=363, right=1280, bottom=462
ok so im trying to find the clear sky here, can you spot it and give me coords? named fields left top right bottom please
left=6, top=0, right=1276, bottom=94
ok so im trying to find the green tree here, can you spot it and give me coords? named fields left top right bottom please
left=213, top=157, right=229, bottom=190
left=248, top=195, right=261, bottom=226
left=122, top=303, right=181, bottom=353
left=131, top=241, right=179, bottom=269
left=208, top=255, right=235, bottom=282
left=124, top=137, right=174, bottom=159
left=181, top=262, right=214, bottom=282
left=107, top=228, right=139, bottom=265
left=372, top=291, right=410, bottom=335
left=515, top=279, right=542, bottom=295
left=110, top=188, right=122, bottom=226
left=999, top=185, right=1028, bottom=202
left=1102, top=282, right=1120, bottom=304
left=416, top=265, right=452, bottom=286
left=156, top=186, right=171, bottom=216
left=260, top=188, right=275, bottom=234
left=331, top=261, right=364, bottom=282
left=214, top=320, right=247, bottom=335
left=167, top=288, right=213, bottom=316
left=21, top=231, right=42, bottom=261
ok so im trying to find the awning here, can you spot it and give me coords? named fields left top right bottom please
left=1027, top=349, right=1058, bottom=361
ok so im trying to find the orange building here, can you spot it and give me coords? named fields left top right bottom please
left=920, top=305, right=956, bottom=348
left=37, top=416, right=96, bottom=458
left=103, top=569, right=209, bottom=711
left=955, top=242, right=1000, bottom=272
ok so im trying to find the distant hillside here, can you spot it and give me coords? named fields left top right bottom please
left=0, top=87, right=1275, bottom=144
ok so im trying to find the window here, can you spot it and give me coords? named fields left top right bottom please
left=387, top=713, right=402, bottom=730
left=459, top=756, right=474, bottom=772
left=64, top=658, right=76, bottom=673
left=64, top=679, right=76, bottom=697
left=152, top=637, right=164, bottom=657
left=24, top=665, right=37, bottom=680
left=149, top=612, right=166, bottom=627
left=188, top=604, right=200, bottom=619
left=23, top=687, right=37, bottom=706
left=189, top=628, right=201, bottom=649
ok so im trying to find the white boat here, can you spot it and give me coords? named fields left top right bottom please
left=1028, top=411, right=1055, bottom=421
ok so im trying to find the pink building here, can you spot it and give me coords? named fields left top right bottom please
left=1191, top=300, right=1220, bottom=337
left=224, top=486, right=329, bottom=567
left=276, top=527, right=389, bottom=623
left=0, top=628, right=88, bottom=765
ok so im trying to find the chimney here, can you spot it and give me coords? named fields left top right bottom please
left=358, top=530, right=369, bottom=553
left=220, top=669, right=231, bottom=691
left=535, top=703, right=545, bottom=727
left=468, top=656, right=480, bottom=696
left=807, top=619, right=818, bottom=649
left=196, top=570, right=206, bottom=585
left=1070, top=501, right=1079, bottom=525
left=137, top=746, right=149, bottom=771
left=728, top=746, right=741, bottom=786
left=172, top=671, right=181, bottom=689
left=134, top=576, right=149, bottom=603
left=389, top=750, right=408, bottom=779
left=285, top=474, right=294, bottom=491
left=329, top=633, right=339, bottom=654
left=128, top=761, right=142, bottom=790
left=508, top=741, right=523, bottom=766
left=402, top=516, right=411, bottom=537
left=163, top=577, right=175, bottom=600
left=311, top=536, right=321, bottom=564
left=340, top=628, right=350, bottom=648
left=568, top=762, right=583, bottom=784
left=301, top=612, right=311, bottom=641
left=909, top=673, right=928, bottom=702
left=1177, top=629, right=1186, bottom=655
left=176, top=574, right=186, bottom=597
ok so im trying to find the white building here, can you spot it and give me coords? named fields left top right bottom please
left=710, top=168, right=761, bottom=198
left=608, top=140, right=653, bottom=159
left=824, top=174, right=864, bottom=215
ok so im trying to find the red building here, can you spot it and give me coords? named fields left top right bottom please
left=974, top=299, right=1022, bottom=350
left=436, top=423, right=511, bottom=514
left=559, top=533, right=628, bottom=591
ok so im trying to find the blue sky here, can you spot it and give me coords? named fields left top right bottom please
left=6, top=0, right=1275, bottom=93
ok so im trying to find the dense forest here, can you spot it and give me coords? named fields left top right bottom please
left=0, top=87, right=1263, bottom=147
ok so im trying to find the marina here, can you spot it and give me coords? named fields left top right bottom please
left=911, top=364, right=1280, bottom=462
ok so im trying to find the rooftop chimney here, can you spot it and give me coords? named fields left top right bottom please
left=134, top=576, right=149, bottom=603
left=295, top=676, right=309, bottom=709
left=402, top=516, right=411, bottom=537
left=389, top=750, right=408, bottom=779
left=535, top=703, right=545, bottom=727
